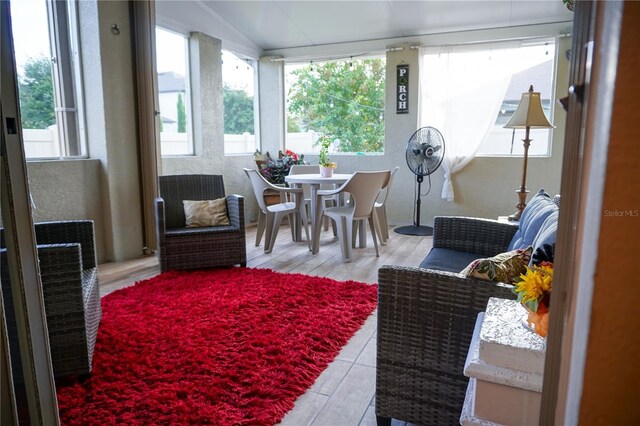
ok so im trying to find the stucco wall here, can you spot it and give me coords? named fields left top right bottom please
left=26, top=159, right=106, bottom=262
left=161, top=32, right=258, bottom=222
left=26, top=0, right=144, bottom=263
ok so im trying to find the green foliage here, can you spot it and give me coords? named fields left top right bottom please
left=18, top=55, right=55, bottom=129
left=286, top=116, right=301, bottom=133
left=177, top=93, right=186, bottom=133
left=288, top=59, right=385, bottom=153
left=223, top=85, right=254, bottom=134
left=318, top=135, right=333, bottom=166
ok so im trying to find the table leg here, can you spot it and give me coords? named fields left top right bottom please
left=311, top=184, right=322, bottom=254
left=291, top=183, right=302, bottom=242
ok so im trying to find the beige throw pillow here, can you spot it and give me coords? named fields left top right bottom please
left=183, top=199, right=230, bottom=228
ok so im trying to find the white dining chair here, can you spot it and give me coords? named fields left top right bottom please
left=317, top=170, right=390, bottom=262
left=374, top=166, right=399, bottom=245
left=244, top=169, right=310, bottom=253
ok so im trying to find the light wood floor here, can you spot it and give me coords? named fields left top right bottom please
left=97, top=223, right=431, bottom=426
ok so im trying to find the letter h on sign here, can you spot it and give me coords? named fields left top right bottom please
left=397, top=64, right=409, bottom=114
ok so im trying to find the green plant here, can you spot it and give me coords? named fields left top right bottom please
left=318, top=136, right=335, bottom=167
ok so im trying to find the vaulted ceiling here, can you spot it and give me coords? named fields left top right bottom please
left=156, top=1, right=574, bottom=60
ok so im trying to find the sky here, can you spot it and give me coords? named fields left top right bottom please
left=9, top=0, right=254, bottom=97
left=10, top=0, right=51, bottom=71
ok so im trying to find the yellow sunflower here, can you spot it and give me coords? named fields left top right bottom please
left=513, top=264, right=553, bottom=311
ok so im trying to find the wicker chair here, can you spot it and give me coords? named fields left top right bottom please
left=155, top=174, right=246, bottom=272
left=376, top=216, right=518, bottom=425
left=1, top=220, right=102, bottom=379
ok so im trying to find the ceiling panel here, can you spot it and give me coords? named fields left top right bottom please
left=200, top=1, right=313, bottom=49
left=157, top=0, right=574, bottom=58
left=389, top=1, right=512, bottom=35
left=273, top=1, right=402, bottom=46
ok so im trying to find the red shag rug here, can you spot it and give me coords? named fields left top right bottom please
left=56, top=268, right=377, bottom=425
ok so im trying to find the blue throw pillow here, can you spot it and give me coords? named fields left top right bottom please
left=529, top=210, right=559, bottom=265
left=508, top=189, right=558, bottom=251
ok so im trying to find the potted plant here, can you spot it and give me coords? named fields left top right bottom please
left=318, top=135, right=337, bottom=177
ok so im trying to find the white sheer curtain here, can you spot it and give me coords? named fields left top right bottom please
left=419, top=42, right=548, bottom=201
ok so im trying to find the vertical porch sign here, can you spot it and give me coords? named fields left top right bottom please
left=396, top=64, right=409, bottom=114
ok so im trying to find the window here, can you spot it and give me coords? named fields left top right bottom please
left=156, top=27, right=193, bottom=156
left=11, top=0, right=86, bottom=159
left=222, top=50, right=257, bottom=155
left=285, top=57, right=385, bottom=154
left=477, top=43, right=556, bottom=157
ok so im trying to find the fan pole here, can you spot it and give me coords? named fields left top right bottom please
left=415, top=175, right=423, bottom=227
left=394, top=174, right=433, bottom=236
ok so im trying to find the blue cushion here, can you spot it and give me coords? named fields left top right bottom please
left=508, top=189, right=558, bottom=251
left=419, top=248, right=485, bottom=273
left=529, top=210, right=558, bottom=265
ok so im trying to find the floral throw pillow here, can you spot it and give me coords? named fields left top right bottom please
left=461, top=246, right=533, bottom=282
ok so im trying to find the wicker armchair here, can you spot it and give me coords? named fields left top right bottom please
left=376, top=216, right=518, bottom=425
left=1, top=220, right=101, bottom=379
left=155, top=174, right=246, bottom=272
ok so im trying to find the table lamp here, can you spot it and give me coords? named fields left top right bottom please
left=504, top=85, right=555, bottom=221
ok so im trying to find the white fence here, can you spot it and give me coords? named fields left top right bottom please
left=22, top=128, right=325, bottom=158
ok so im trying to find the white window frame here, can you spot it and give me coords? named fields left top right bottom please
left=475, top=39, right=557, bottom=158
left=221, top=49, right=259, bottom=156
left=156, top=27, right=194, bottom=157
left=13, top=0, right=87, bottom=160
left=46, top=0, right=86, bottom=158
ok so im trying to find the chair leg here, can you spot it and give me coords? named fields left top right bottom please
left=333, top=216, right=349, bottom=262
left=379, top=205, right=389, bottom=242
left=299, top=207, right=311, bottom=250
left=372, top=209, right=385, bottom=246
left=369, top=216, right=380, bottom=257
left=268, top=211, right=286, bottom=253
left=351, top=219, right=358, bottom=248
left=264, top=213, right=275, bottom=254
left=376, top=415, right=391, bottom=426
left=344, top=217, right=354, bottom=262
left=256, top=211, right=266, bottom=246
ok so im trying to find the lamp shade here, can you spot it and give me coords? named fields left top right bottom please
left=504, top=85, right=555, bottom=129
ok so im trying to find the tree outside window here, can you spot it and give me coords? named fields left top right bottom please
left=18, top=55, right=55, bottom=130
left=222, top=50, right=257, bottom=154
left=286, top=58, right=385, bottom=154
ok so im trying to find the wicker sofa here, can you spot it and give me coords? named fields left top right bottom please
left=376, top=190, right=560, bottom=425
left=1, top=220, right=102, bottom=379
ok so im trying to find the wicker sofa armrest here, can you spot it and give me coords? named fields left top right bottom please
left=433, top=216, right=519, bottom=257
left=34, top=220, right=97, bottom=270
left=226, top=194, right=245, bottom=230
left=155, top=197, right=166, bottom=239
left=36, top=243, right=84, bottom=285
left=376, top=265, right=516, bottom=424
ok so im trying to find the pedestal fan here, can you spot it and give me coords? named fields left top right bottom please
left=395, top=126, right=445, bottom=236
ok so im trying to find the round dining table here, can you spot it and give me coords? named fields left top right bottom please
left=285, top=173, right=352, bottom=254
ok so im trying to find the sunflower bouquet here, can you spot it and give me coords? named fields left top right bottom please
left=512, top=244, right=554, bottom=337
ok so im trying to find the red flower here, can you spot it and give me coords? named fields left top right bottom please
left=285, top=149, right=298, bottom=161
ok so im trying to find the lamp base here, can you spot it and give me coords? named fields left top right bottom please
left=508, top=211, right=522, bottom=222
left=511, top=188, right=530, bottom=221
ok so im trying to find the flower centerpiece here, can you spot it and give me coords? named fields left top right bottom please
left=512, top=245, right=555, bottom=337
left=318, top=135, right=337, bottom=177
left=258, top=149, right=305, bottom=185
